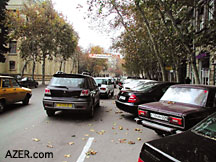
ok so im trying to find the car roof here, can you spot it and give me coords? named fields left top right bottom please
left=0, top=75, right=14, bottom=79
left=53, top=74, right=92, bottom=78
left=94, top=77, right=112, bottom=79
left=170, top=84, right=216, bottom=89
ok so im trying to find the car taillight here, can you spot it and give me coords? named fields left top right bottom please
left=100, top=87, right=106, bottom=90
left=138, top=157, right=144, bottom=162
left=45, top=88, right=51, bottom=95
left=138, top=109, right=148, bottom=117
left=169, top=117, right=182, bottom=126
left=128, top=94, right=139, bottom=103
left=80, top=90, right=90, bottom=96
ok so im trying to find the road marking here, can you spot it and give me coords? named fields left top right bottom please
left=76, top=137, right=95, bottom=162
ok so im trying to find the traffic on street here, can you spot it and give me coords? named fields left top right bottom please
left=0, top=85, right=159, bottom=162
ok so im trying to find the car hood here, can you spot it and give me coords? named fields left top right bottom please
left=145, top=131, right=216, bottom=162
left=139, top=101, right=203, bottom=117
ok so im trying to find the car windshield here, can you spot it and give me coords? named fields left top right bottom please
left=50, top=77, right=85, bottom=88
left=192, top=113, right=216, bottom=140
left=132, top=82, right=159, bottom=92
left=160, top=87, right=208, bottom=106
left=94, top=79, right=108, bottom=85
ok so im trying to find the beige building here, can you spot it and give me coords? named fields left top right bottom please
left=0, top=0, right=78, bottom=81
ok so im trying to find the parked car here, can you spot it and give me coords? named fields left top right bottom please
left=19, top=77, right=38, bottom=88
left=135, top=84, right=216, bottom=136
left=94, top=77, right=114, bottom=98
left=138, top=112, right=216, bottom=162
left=116, top=82, right=176, bottom=115
left=43, top=73, right=100, bottom=117
left=0, top=76, right=32, bottom=112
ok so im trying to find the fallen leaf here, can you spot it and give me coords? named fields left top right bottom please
left=97, top=130, right=106, bottom=135
left=119, top=126, right=123, bottom=130
left=137, top=138, right=142, bottom=141
left=88, top=124, right=93, bottom=126
left=71, top=135, right=76, bottom=137
left=128, top=141, right=135, bottom=145
left=119, top=139, right=127, bottom=143
left=135, top=128, right=141, bottom=131
left=112, top=127, right=115, bottom=130
left=64, top=154, right=71, bottom=158
left=47, top=144, right=54, bottom=148
left=32, top=138, right=40, bottom=142
left=113, top=123, right=117, bottom=126
left=85, top=134, right=89, bottom=137
left=68, top=142, right=74, bottom=145
left=82, top=138, right=86, bottom=141
left=86, top=149, right=97, bottom=156
left=90, top=129, right=95, bottom=132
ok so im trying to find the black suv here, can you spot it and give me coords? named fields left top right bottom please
left=43, top=74, right=100, bottom=117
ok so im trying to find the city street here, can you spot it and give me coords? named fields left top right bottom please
left=0, top=86, right=160, bottom=162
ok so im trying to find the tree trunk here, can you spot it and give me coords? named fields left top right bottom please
left=135, top=1, right=168, bottom=81
left=157, top=0, right=200, bottom=84
left=21, top=60, right=30, bottom=78
left=32, top=54, right=36, bottom=80
left=42, top=54, right=46, bottom=85
left=59, top=60, right=63, bottom=71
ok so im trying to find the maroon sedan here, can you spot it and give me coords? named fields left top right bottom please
left=135, top=84, right=216, bottom=136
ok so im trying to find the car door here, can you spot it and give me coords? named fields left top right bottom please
left=1, top=78, right=15, bottom=104
left=11, top=78, right=26, bottom=101
left=91, top=78, right=100, bottom=103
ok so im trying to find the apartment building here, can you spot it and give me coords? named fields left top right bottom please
left=0, top=0, right=78, bottom=81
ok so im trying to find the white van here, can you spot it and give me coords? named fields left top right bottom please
left=94, top=77, right=114, bottom=98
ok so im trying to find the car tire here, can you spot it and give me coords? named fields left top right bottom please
left=46, top=110, right=55, bottom=117
left=0, top=101, right=5, bottom=113
left=96, top=100, right=100, bottom=107
left=35, top=84, right=38, bottom=88
left=88, top=105, right=94, bottom=118
left=155, top=130, right=168, bottom=137
left=22, top=95, right=30, bottom=105
left=111, top=91, right=114, bottom=97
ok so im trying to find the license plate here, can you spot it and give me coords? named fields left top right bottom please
left=119, top=96, right=126, bottom=100
left=56, top=103, right=73, bottom=108
left=150, top=113, right=168, bottom=121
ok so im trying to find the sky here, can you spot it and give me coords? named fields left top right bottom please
left=52, top=0, right=114, bottom=52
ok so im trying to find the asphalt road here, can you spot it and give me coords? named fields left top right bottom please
left=0, top=86, right=160, bottom=162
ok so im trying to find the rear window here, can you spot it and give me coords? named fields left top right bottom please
left=160, top=87, right=208, bottom=106
left=94, top=79, right=108, bottom=85
left=49, top=77, right=85, bottom=88
left=132, top=82, right=159, bottom=92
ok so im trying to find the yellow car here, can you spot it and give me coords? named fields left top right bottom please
left=0, top=76, right=32, bottom=112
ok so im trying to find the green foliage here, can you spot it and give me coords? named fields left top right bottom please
left=0, top=0, right=9, bottom=62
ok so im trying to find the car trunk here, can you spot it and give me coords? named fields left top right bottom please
left=138, top=101, right=203, bottom=129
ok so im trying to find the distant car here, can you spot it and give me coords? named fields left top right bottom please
left=0, top=76, right=32, bottom=112
left=94, top=77, right=114, bottom=98
left=135, top=84, right=216, bottom=136
left=43, top=74, right=100, bottom=117
left=138, top=112, right=216, bottom=162
left=19, top=77, right=38, bottom=88
left=116, top=82, right=176, bottom=115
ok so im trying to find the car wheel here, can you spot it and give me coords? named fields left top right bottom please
left=22, top=95, right=30, bottom=105
left=155, top=130, right=168, bottom=137
left=88, top=104, right=94, bottom=118
left=96, top=100, right=100, bottom=107
left=46, top=110, right=55, bottom=117
left=35, top=84, right=38, bottom=88
left=0, top=101, right=5, bottom=113
left=111, top=91, right=114, bottom=96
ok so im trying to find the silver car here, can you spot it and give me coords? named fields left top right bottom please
left=94, top=77, right=114, bottom=98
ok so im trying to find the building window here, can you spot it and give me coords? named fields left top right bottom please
left=9, top=61, right=16, bottom=70
left=9, top=41, right=17, bottom=54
